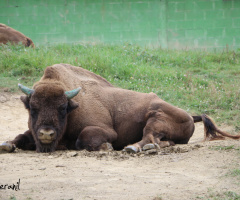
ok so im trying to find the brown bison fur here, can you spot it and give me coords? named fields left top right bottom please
left=4, top=64, right=240, bottom=153
left=0, top=24, right=34, bottom=47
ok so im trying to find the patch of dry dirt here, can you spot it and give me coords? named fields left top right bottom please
left=0, top=93, right=240, bottom=200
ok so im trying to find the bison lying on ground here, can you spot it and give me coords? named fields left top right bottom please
left=1, top=64, right=239, bottom=153
left=0, top=24, right=34, bottom=47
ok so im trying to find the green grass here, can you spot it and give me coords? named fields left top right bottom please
left=0, top=43, right=240, bottom=128
left=210, top=145, right=240, bottom=157
left=196, top=190, right=240, bottom=200
left=210, top=145, right=240, bottom=184
left=226, top=168, right=240, bottom=183
left=9, top=196, right=32, bottom=200
left=228, top=169, right=240, bottom=177
left=209, top=145, right=239, bottom=151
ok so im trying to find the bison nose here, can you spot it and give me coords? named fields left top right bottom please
left=38, top=129, right=56, bottom=143
left=39, top=129, right=55, bottom=137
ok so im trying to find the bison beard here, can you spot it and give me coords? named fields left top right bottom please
left=37, top=142, right=56, bottom=153
left=1, top=64, right=239, bottom=153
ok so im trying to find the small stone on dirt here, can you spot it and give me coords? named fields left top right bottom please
left=56, top=165, right=65, bottom=167
left=67, top=152, right=78, bottom=157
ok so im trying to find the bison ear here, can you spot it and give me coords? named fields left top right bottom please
left=20, top=96, right=30, bottom=110
left=67, top=100, right=79, bottom=113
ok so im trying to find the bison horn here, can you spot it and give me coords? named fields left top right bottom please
left=65, top=87, right=81, bottom=99
left=18, top=83, right=34, bottom=96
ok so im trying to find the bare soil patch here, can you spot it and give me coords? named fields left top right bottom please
left=0, top=93, right=239, bottom=200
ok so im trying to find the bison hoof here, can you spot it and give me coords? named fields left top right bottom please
left=143, top=143, right=160, bottom=151
left=0, top=142, right=16, bottom=153
left=99, top=142, right=113, bottom=151
left=124, top=145, right=139, bottom=154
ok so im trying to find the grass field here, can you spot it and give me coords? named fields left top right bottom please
left=0, top=43, right=239, bottom=129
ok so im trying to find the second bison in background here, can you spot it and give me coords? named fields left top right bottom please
left=0, top=24, right=34, bottom=47
left=1, top=64, right=239, bottom=153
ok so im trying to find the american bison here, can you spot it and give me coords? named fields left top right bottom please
left=0, top=24, right=34, bottom=47
left=1, top=64, right=239, bottom=153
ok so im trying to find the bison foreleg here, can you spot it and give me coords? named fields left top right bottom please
left=76, top=126, right=117, bottom=151
left=0, top=141, right=15, bottom=152
left=1, top=130, right=36, bottom=152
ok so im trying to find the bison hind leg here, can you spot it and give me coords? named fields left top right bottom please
left=99, top=142, right=114, bottom=151
left=142, top=141, right=175, bottom=151
left=124, top=140, right=176, bottom=154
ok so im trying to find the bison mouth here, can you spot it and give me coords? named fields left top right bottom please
left=39, top=139, right=53, bottom=144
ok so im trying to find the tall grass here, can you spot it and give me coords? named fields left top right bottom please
left=0, top=43, right=239, bottom=128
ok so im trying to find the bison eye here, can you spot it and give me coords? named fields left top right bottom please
left=30, top=108, right=38, bottom=117
left=59, top=104, right=67, bottom=117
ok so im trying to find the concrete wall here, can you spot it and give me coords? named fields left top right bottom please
left=0, top=0, right=239, bottom=50
left=167, top=0, right=240, bottom=50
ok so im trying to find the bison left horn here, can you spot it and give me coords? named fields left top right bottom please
left=65, top=87, right=81, bottom=99
left=18, top=83, right=34, bottom=96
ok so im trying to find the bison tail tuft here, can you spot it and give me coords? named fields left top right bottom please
left=193, top=114, right=240, bottom=141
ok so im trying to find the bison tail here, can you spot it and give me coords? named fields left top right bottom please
left=192, top=114, right=240, bottom=141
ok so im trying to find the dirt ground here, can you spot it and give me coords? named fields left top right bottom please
left=0, top=92, right=239, bottom=200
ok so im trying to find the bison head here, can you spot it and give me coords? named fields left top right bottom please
left=18, top=83, right=81, bottom=153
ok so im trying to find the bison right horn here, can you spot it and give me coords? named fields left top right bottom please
left=18, top=83, right=34, bottom=96
left=65, top=87, right=81, bottom=99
